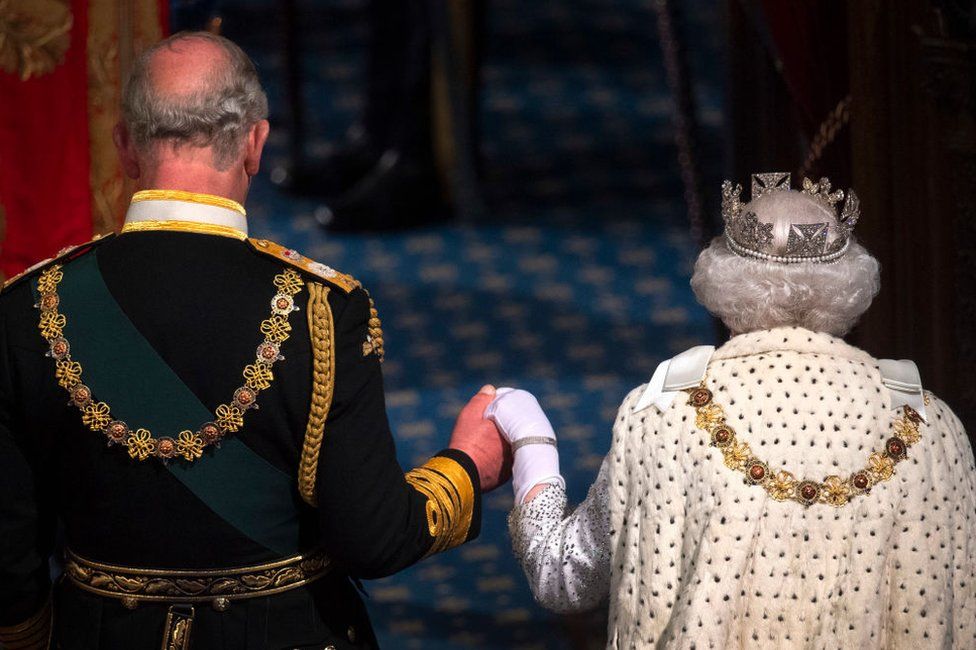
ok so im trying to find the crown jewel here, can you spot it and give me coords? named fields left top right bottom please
left=722, top=172, right=860, bottom=264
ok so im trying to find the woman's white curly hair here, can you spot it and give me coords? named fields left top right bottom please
left=691, top=236, right=881, bottom=337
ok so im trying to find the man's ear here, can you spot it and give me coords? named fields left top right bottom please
left=113, top=123, right=141, bottom=179
left=244, top=119, right=270, bottom=177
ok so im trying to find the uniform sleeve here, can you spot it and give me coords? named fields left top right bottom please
left=314, top=288, right=481, bottom=578
left=0, top=294, right=55, bottom=647
left=507, top=456, right=612, bottom=613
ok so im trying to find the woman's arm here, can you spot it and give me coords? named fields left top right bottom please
left=488, top=389, right=612, bottom=613
left=508, top=457, right=612, bottom=613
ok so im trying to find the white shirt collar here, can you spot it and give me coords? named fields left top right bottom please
left=123, top=190, right=248, bottom=236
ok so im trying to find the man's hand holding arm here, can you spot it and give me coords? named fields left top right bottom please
left=314, top=288, right=510, bottom=578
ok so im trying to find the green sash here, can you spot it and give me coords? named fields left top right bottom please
left=50, top=253, right=301, bottom=556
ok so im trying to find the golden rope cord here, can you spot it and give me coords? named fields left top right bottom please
left=299, top=282, right=334, bottom=507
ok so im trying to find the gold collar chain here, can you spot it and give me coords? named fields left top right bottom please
left=686, top=382, right=924, bottom=507
left=36, top=264, right=305, bottom=462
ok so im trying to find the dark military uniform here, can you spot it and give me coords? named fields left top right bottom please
left=0, top=192, right=481, bottom=649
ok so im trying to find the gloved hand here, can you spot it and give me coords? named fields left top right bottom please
left=486, top=388, right=564, bottom=504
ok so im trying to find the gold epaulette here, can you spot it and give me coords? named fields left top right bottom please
left=1, top=233, right=114, bottom=294
left=247, top=238, right=359, bottom=294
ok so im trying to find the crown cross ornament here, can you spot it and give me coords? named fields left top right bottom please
left=722, top=172, right=860, bottom=264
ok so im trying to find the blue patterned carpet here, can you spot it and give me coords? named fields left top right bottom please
left=222, top=1, right=723, bottom=647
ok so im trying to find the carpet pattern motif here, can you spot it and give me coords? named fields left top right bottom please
left=224, top=0, right=722, bottom=646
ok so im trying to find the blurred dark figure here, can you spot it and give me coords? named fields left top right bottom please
left=284, top=0, right=485, bottom=232
left=170, top=0, right=223, bottom=33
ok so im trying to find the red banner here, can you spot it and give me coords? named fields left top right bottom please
left=0, top=0, right=168, bottom=281
left=0, top=0, right=93, bottom=279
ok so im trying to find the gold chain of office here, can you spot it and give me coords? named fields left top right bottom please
left=686, top=382, right=924, bottom=507
left=35, top=264, right=305, bottom=462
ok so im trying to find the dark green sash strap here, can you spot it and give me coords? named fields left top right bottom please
left=50, top=253, right=301, bottom=555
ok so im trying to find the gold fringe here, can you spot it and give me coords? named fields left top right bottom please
left=299, top=282, right=334, bottom=506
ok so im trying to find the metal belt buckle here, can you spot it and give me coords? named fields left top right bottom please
left=161, top=604, right=194, bottom=650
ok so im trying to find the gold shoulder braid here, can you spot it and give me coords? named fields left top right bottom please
left=298, top=282, right=335, bottom=507
left=686, top=381, right=923, bottom=507
left=35, top=264, right=305, bottom=462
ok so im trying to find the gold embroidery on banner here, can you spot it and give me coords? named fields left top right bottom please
left=87, top=3, right=164, bottom=237
left=64, top=547, right=332, bottom=604
left=405, top=456, right=475, bottom=556
left=686, top=380, right=924, bottom=507
left=120, top=220, right=247, bottom=241
left=35, top=265, right=304, bottom=463
left=298, top=282, right=334, bottom=507
left=0, top=0, right=73, bottom=80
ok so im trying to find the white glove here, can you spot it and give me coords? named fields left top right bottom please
left=486, top=388, right=564, bottom=504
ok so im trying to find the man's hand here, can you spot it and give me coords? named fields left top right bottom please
left=449, top=385, right=512, bottom=492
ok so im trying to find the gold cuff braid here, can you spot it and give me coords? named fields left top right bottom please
left=299, top=282, right=335, bottom=506
left=0, top=596, right=52, bottom=650
left=405, top=456, right=475, bottom=556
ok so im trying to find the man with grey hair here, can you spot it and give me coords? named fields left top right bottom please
left=0, top=31, right=510, bottom=649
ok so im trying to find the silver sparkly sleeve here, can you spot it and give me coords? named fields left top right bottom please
left=507, top=458, right=612, bottom=613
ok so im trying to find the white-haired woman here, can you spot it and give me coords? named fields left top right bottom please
left=490, top=173, right=976, bottom=649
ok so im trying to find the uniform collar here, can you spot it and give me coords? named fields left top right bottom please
left=122, top=189, right=248, bottom=240
left=711, top=326, right=876, bottom=366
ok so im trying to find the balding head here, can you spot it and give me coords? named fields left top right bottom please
left=121, top=32, right=268, bottom=170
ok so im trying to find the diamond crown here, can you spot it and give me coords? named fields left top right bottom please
left=722, top=172, right=860, bottom=264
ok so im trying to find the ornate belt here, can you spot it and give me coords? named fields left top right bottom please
left=64, top=547, right=332, bottom=611
left=65, top=548, right=332, bottom=650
